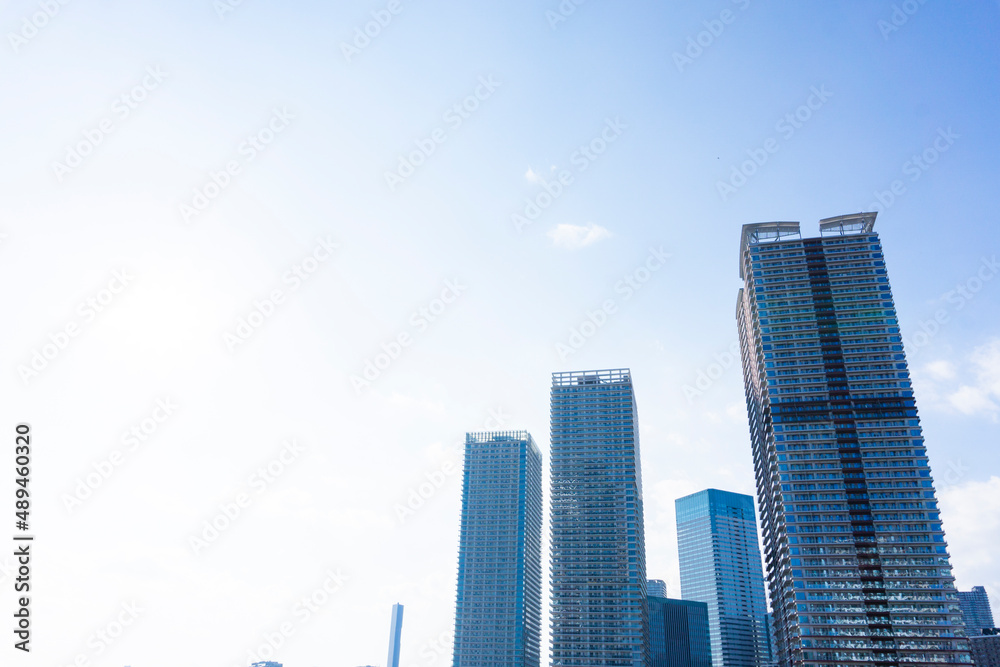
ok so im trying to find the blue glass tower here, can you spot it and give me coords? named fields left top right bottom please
left=549, top=368, right=649, bottom=667
left=676, top=489, right=769, bottom=667
left=452, top=431, right=542, bottom=667
left=648, top=596, right=713, bottom=667
left=387, top=603, right=404, bottom=667
left=736, top=214, right=972, bottom=667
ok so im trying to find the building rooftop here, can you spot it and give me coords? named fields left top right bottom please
left=738, top=222, right=801, bottom=279
left=466, top=430, right=533, bottom=443
left=552, top=368, right=632, bottom=386
left=819, top=211, right=876, bottom=236
left=738, top=213, right=878, bottom=279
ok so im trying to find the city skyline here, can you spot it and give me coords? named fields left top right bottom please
left=2, top=2, right=997, bottom=665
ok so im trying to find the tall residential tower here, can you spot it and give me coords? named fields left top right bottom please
left=550, top=369, right=650, bottom=667
left=452, top=431, right=542, bottom=667
left=736, top=214, right=971, bottom=667
left=675, top=489, right=769, bottom=667
left=958, top=586, right=995, bottom=636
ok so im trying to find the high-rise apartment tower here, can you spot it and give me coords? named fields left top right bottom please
left=958, top=586, right=995, bottom=636
left=736, top=213, right=971, bottom=667
left=452, top=431, right=542, bottom=667
left=549, top=369, right=650, bottom=667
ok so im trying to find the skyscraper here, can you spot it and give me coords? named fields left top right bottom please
left=675, top=489, right=769, bottom=667
left=387, top=603, right=404, bottom=667
left=648, top=596, right=713, bottom=667
left=549, top=368, right=649, bottom=667
left=959, top=586, right=995, bottom=636
left=649, top=580, right=669, bottom=599
left=452, top=431, right=542, bottom=667
left=736, top=213, right=972, bottom=667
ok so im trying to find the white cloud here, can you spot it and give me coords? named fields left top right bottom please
left=915, top=340, right=1000, bottom=420
left=725, top=401, right=746, bottom=422
left=948, top=385, right=997, bottom=416
left=525, top=166, right=558, bottom=183
left=946, top=339, right=1000, bottom=420
left=547, top=223, right=613, bottom=249
left=939, top=476, right=1000, bottom=596
left=925, top=360, right=957, bottom=381
left=972, top=339, right=1000, bottom=394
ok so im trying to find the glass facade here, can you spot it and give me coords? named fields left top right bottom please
left=649, top=596, right=713, bottom=667
left=453, top=431, right=543, bottom=667
left=676, top=489, right=770, bottom=667
left=958, top=587, right=995, bottom=636
left=549, top=369, right=649, bottom=667
left=736, top=214, right=972, bottom=667
left=387, top=603, right=404, bottom=667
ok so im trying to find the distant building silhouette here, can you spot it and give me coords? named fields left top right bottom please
left=387, top=603, right=404, bottom=667
left=959, top=586, right=995, bottom=636
left=648, top=579, right=668, bottom=598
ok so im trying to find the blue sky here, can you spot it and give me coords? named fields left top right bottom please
left=1, top=1, right=998, bottom=665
